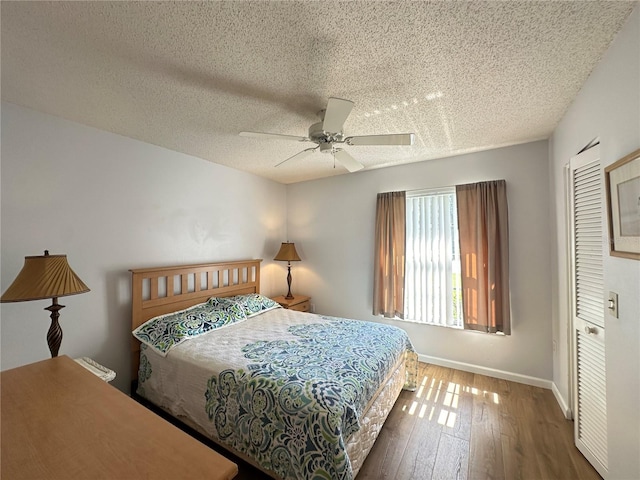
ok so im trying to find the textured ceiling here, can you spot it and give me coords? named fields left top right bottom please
left=1, top=1, right=635, bottom=184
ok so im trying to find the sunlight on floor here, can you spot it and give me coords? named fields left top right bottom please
left=438, top=409, right=457, bottom=428
left=401, top=374, right=501, bottom=428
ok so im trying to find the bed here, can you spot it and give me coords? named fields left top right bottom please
left=130, top=259, right=417, bottom=479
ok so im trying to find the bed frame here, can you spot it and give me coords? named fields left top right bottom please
left=130, top=259, right=262, bottom=382
left=129, top=258, right=407, bottom=478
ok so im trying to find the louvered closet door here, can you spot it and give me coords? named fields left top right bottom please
left=569, top=145, right=607, bottom=478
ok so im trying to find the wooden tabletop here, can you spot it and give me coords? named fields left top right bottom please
left=1, top=355, right=238, bottom=480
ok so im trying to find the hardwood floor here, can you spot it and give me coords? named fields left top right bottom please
left=187, top=362, right=601, bottom=480
left=356, top=362, right=600, bottom=480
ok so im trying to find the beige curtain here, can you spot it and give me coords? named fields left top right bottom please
left=456, top=180, right=511, bottom=334
left=373, top=191, right=406, bottom=318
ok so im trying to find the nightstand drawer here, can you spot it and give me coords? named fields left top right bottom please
left=289, top=300, right=310, bottom=312
left=272, top=294, right=311, bottom=312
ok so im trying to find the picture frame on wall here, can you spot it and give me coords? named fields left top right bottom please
left=605, top=148, right=640, bottom=260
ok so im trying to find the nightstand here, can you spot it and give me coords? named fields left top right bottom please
left=74, top=357, right=116, bottom=382
left=272, top=294, right=311, bottom=312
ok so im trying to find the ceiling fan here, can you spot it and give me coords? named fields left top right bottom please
left=239, top=97, right=415, bottom=172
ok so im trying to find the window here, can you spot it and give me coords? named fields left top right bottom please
left=404, top=188, right=463, bottom=328
left=373, top=181, right=510, bottom=333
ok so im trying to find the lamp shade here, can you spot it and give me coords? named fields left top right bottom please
left=273, top=242, right=301, bottom=262
left=1, top=251, right=90, bottom=302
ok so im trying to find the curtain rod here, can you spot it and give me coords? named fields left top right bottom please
left=406, top=186, right=456, bottom=196
left=382, top=179, right=506, bottom=197
left=380, top=185, right=454, bottom=194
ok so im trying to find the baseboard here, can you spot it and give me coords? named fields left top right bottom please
left=418, top=354, right=553, bottom=390
left=551, top=382, right=573, bottom=420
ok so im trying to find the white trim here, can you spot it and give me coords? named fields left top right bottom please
left=418, top=353, right=553, bottom=389
left=564, top=162, right=575, bottom=420
left=552, top=381, right=573, bottom=419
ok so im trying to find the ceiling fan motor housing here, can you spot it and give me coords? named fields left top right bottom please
left=319, top=142, right=334, bottom=153
left=309, top=121, right=344, bottom=152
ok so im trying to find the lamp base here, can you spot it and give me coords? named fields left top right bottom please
left=45, top=298, right=65, bottom=358
left=285, top=263, right=294, bottom=299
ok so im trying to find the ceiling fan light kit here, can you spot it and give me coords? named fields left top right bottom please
left=240, top=97, right=415, bottom=173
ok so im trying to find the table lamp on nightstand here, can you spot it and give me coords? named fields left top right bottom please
left=274, top=242, right=301, bottom=300
left=1, top=250, right=90, bottom=358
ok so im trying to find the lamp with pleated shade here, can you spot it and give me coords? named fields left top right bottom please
left=273, top=242, right=301, bottom=300
left=1, top=250, right=90, bottom=357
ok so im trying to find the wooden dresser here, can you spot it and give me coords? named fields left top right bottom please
left=272, top=294, right=311, bottom=312
left=1, top=355, right=238, bottom=480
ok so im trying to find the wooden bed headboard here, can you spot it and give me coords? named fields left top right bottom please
left=130, top=259, right=262, bottom=382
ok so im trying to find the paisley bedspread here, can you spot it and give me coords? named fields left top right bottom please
left=137, top=308, right=417, bottom=480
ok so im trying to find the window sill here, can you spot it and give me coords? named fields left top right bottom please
left=389, top=316, right=463, bottom=330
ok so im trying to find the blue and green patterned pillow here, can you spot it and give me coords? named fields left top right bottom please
left=209, top=293, right=280, bottom=318
left=133, top=300, right=246, bottom=357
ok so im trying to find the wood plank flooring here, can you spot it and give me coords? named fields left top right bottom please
left=195, top=362, right=601, bottom=479
left=356, top=362, right=600, bottom=480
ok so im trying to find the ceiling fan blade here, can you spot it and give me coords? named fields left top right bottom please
left=345, top=133, right=415, bottom=146
left=274, top=147, right=318, bottom=168
left=334, top=149, right=364, bottom=172
left=240, top=131, right=309, bottom=142
left=322, top=97, right=354, bottom=133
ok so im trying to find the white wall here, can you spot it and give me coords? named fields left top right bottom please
left=2, top=6, right=636, bottom=472
left=286, top=140, right=553, bottom=384
left=0, top=102, right=288, bottom=392
left=549, top=6, right=640, bottom=480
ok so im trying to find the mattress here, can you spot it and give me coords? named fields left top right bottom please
left=137, top=307, right=417, bottom=479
